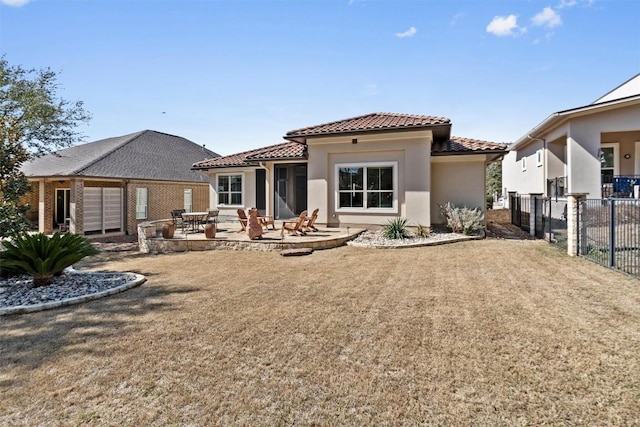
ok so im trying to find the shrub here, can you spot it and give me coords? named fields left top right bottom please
left=439, top=202, right=484, bottom=235
left=416, top=224, right=431, bottom=238
left=383, top=217, right=408, bottom=239
left=0, top=232, right=99, bottom=287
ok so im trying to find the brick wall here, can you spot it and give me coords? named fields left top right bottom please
left=127, top=180, right=210, bottom=234
left=24, top=178, right=210, bottom=235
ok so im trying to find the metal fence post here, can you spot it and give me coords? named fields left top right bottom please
left=609, top=199, right=616, bottom=268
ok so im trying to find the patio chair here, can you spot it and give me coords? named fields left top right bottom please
left=171, top=209, right=187, bottom=232
left=260, top=214, right=276, bottom=230
left=201, top=209, right=219, bottom=226
left=302, top=208, right=319, bottom=232
left=237, top=208, right=248, bottom=232
left=281, top=210, right=308, bottom=237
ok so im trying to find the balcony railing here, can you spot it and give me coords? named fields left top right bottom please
left=602, top=175, right=640, bottom=198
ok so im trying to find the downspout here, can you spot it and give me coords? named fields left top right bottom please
left=527, top=135, right=546, bottom=195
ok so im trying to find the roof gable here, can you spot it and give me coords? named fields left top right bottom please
left=22, top=130, right=219, bottom=183
left=593, top=73, right=640, bottom=104
left=285, top=112, right=451, bottom=139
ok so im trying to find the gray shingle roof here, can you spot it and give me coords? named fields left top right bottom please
left=22, top=130, right=219, bottom=183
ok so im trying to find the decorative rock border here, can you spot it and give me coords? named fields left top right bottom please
left=0, top=268, right=146, bottom=316
left=347, top=233, right=484, bottom=249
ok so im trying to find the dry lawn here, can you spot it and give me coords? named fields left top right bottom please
left=2, top=240, right=640, bottom=426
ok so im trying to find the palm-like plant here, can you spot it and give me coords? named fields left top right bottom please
left=0, top=232, right=99, bottom=287
left=383, top=217, right=408, bottom=239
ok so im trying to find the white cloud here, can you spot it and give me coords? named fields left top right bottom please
left=1, top=0, right=31, bottom=5
left=557, top=0, right=577, bottom=8
left=532, top=7, right=562, bottom=28
left=450, top=13, right=464, bottom=25
left=395, top=26, right=417, bottom=38
left=486, top=15, right=525, bottom=37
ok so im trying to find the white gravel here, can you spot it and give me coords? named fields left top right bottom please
left=348, top=229, right=481, bottom=248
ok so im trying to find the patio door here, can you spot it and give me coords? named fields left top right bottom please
left=274, top=164, right=307, bottom=220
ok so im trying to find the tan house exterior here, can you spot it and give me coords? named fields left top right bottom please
left=21, top=130, right=217, bottom=235
left=193, top=113, right=506, bottom=227
left=503, top=74, right=640, bottom=201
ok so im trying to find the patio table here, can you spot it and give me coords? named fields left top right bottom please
left=181, top=212, right=208, bottom=233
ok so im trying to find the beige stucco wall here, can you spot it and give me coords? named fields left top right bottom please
left=306, top=130, right=433, bottom=226
left=502, top=138, right=546, bottom=197
left=205, top=168, right=257, bottom=219
left=431, top=156, right=487, bottom=224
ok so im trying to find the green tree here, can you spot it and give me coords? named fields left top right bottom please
left=0, top=58, right=91, bottom=237
left=486, top=161, right=502, bottom=198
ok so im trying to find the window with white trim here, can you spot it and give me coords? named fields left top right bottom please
left=136, top=187, right=148, bottom=219
left=521, top=157, right=527, bottom=171
left=217, top=174, right=243, bottom=206
left=336, top=162, right=396, bottom=211
left=536, top=149, right=543, bottom=166
left=184, top=189, right=193, bottom=213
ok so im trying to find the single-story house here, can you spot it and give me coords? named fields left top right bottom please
left=193, top=112, right=507, bottom=227
left=21, top=130, right=219, bottom=235
left=503, top=73, right=640, bottom=202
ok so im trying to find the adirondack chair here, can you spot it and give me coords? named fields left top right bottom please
left=281, top=210, right=308, bottom=237
left=237, top=208, right=248, bottom=232
left=302, top=208, right=319, bottom=232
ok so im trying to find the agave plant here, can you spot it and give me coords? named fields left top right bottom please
left=383, top=217, right=408, bottom=240
left=0, top=232, right=99, bottom=287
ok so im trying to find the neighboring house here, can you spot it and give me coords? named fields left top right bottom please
left=193, top=113, right=506, bottom=227
left=21, top=130, right=219, bottom=235
left=503, top=74, right=640, bottom=202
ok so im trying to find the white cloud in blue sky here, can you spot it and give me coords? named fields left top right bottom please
left=532, top=7, right=562, bottom=28
left=486, top=15, right=525, bottom=37
left=1, top=0, right=636, bottom=152
left=1, top=0, right=31, bottom=6
left=395, top=26, right=417, bottom=38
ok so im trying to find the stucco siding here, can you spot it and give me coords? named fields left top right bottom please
left=306, top=131, right=432, bottom=226
left=431, top=157, right=486, bottom=224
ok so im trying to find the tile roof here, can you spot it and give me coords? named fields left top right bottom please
left=192, top=141, right=306, bottom=169
left=22, top=130, right=219, bottom=183
left=431, top=136, right=508, bottom=154
left=285, top=112, right=451, bottom=138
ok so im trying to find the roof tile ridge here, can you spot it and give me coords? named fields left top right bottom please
left=72, top=130, right=147, bottom=175
left=286, top=112, right=379, bottom=134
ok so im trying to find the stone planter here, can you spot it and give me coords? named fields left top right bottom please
left=204, top=223, right=216, bottom=239
left=162, top=222, right=175, bottom=239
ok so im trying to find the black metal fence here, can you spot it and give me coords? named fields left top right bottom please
left=581, top=198, right=640, bottom=277
left=509, top=194, right=568, bottom=251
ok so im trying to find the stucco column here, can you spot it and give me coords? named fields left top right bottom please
left=566, top=193, right=587, bottom=256
left=37, top=180, right=48, bottom=234
left=69, top=178, right=84, bottom=235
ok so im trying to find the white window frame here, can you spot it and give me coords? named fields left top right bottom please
left=135, top=187, right=148, bottom=220
left=521, top=157, right=527, bottom=171
left=217, top=173, right=244, bottom=207
left=536, top=149, right=543, bottom=167
left=183, top=188, right=193, bottom=213
left=600, top=143, right=620, bottom=176
left=334, top=161, right=398, bottom=213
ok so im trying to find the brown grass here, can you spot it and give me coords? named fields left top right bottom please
left=2, top=240, right=640, bottom=426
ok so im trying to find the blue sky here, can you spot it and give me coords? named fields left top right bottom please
left=1, top=0, right=639, bottom=155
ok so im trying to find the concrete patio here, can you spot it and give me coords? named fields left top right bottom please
left=138, top=220, right=365, bottom=253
